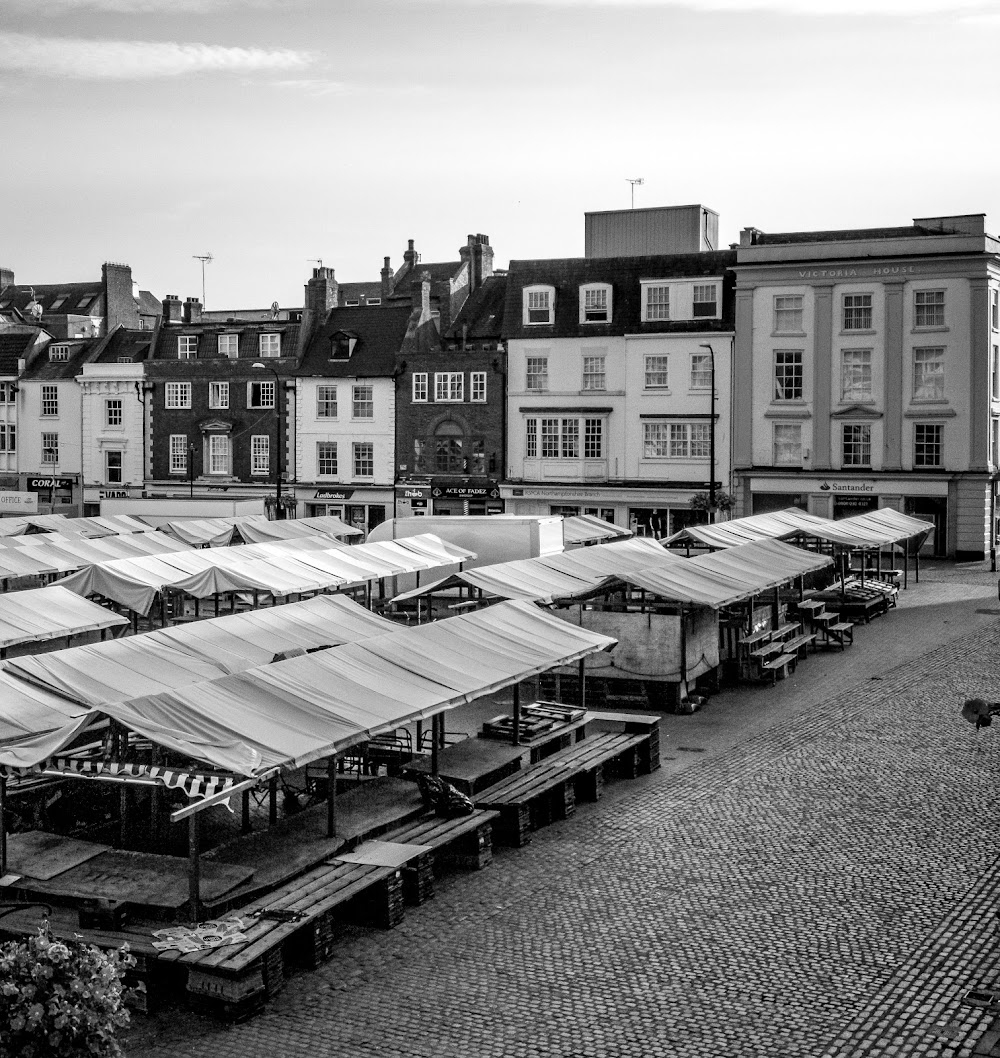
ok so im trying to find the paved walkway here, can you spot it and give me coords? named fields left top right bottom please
left=127, top=561, right=1000, bottom=1058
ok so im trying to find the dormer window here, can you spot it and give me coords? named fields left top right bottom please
left=344, top=300, right=360, bottom=308
left=177, top=335, right=198, bottom=359
left=524, top=286, right=555, bottom=326
left=259, top=333, right=281, bottom=357
left=50, top=297, right=67, bottom=311
left=331, top=332, right=358, bottom=360
left=49, top=345, right=70, bottom=362
left=76, top=295, right=93, bottom=310
left=367, top=297, right=381, bottom=306
left=580, top=284, right=612, bottom=324
left=693, top=283, right=718, bottom=318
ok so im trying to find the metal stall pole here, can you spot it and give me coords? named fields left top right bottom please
left=241, top=790, right=251, bottom=834
left=268, top=775, right=278, bottom=825
left=0, top=777, right=6, bottom=876
left=327, top=758, right=337, bottom=838
left=512, top=683, right=521, bottom=746
left=431, top=714, right=440, bottom=775
left=903, top=540, right=909, bottom=590
left=188, top=811, right=201, bottom=924
left=578, top=657, right=586, bottom=712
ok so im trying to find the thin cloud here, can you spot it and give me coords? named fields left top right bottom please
left=4, top=0, right=273, bottom=11
left=425, top=0, right=988, bottom=13
left=0, top=33, right=312, bottom=80
left=271, top=79, right=350, bottom=98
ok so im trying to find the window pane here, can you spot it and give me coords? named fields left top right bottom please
left=914, top=423, right=943, bottom=467
left=643, top=423, right=669, bottom=458
left=913, top=347, right=944, bottom=400
left=105, top=399, right=122, bottom=426
left=582, top=355, right=606, bottom=391
left=644, top=355, right=669, bottom=389
left=353, top=442, right=374, bottom=476
left=646, top=286, right=670, bottom=321
left=525, top=418, right=537, bottom=458
left=561, top=418, right=579, bottom=459
left=526, top=357, right=548, bottom=391
left=353, top=385, right=374, bottom=418
left=690, top=353, right=712, bottom=388
left=317, top=385, right=337, bottom=417
left=317, top=442, right=337, bottom=475
left=584, top=419, right=602, bottom=458
left=541, top=418, right=559, bottom=457
left=774, top=295, right=803, bottom=332
left=915, top=290, right=945, bottom=327
left=842, top=424, right=871, bottom=466
left=841, top=350, right=872, bottom=401
left=774, top=351, right=803, bottom=400
left=412, top=373, right=428, bottom=402
left=669, top=424, right=688, bottom=458
left=843, top=294, right=872, bottom=331
left=692, top=284, right=717, bottom=317
left=251, top=435, right=269, bottom=474
left=773, top=424, right=802, bottom=466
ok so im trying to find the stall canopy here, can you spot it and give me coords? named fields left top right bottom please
left=562, top=515, right=633, bottom=547
left=5, top=595, right=395, bottom=709
left=0, top=585, right=128, bottom=650
left=664, top=507, right=890, bottom=550
left=838, top=508, right=934, bottom=546
left=54, top=534, right=476, bottom=615
left=236, top=516, right=362, bottom=544
left=0, top=515, right=152, bottom=538
left=0, top=672, right=93, bottom=764
left=0, top=601, right=617, bottom=777
left=157, top=517, right=251, bottom=548
left=621, top=538, right=834, bottom=610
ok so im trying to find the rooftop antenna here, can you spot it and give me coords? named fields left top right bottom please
left=626, top=178, right=644, bottom=209
left=192, top=252, right=213, bottom=307
left=308, top=258, right=324, bottom=270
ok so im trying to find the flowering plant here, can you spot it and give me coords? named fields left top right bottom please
left=0, top=922, right=140, bottom=1057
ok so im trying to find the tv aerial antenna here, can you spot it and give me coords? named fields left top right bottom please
left=192, top=252, right=213, bottom=307
left=626, top=178, right=644, bottom=209
left=308, top=258, right=324, bottom=270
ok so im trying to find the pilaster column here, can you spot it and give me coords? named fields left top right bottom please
left=883, top=281, right=904, bottom=471
left=813, top=286, right=833, bottom=468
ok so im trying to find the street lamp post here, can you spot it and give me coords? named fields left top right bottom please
left=188, top=443, right=195, bottom=498
left=252, top=362, right=283, bottom=520
left=698, top=343, right=717, bottom=523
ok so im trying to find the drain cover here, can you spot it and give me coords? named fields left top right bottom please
left=676, top=746, right=706, bottom=753
left=976, top=610, right=1000, bottom=616
left=962, top=989, right=1000, bottom=1009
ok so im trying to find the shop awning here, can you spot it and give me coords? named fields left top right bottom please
left=237, top=516, right=362, bottom=543
left=664, top=507, right=889, bottom=550
left=562, top=514, right=634, bottom=546
left=0, top=600, right=617, bottom=776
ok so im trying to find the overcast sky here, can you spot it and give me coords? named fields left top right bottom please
left=3, top=0, right=999, bottom=309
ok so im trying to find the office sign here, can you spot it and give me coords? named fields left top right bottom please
left=0, top=491, right=38, bottom=513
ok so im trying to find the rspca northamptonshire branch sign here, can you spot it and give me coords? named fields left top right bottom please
left=0, top=490, right=38, bottom=514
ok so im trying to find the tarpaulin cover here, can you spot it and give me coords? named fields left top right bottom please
left=837, top=507, right=935, bottom=546
left=5, top=515, right=151, bottom=538
left=53, top=534, right=474, bottom=615
left=158, top=518, right=249, bottom=548
left=664, top=507, right=888, bottom=550
left=0, top=514, right=70, bottom=537
left=0, top=585, right=128, bottom=649
left=236, top=516, right=361, bottom=544
left=1, top=600, right=617, bottom=775
left=4, top=595, right=394, bottom=708
left=562, top=514, right=633, bottom=546
left=622, top=538, right=833, bottom=609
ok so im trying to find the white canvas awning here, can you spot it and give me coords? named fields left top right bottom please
left=0, top=585, right=128, bottom=650
left=562, top=514, right=633, bottom=546
left=664, top=507, right=890, bottom=550
left=237, top=516, right=362, bottom=543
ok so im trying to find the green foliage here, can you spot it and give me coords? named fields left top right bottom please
left=0, top=922, right=140, bottom=1058
left=690, top=490, right=736, bottom=513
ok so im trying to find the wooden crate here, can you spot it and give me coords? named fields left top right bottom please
left=575, top=762, right=604, bottom=803
left=186, top=963, right=267, bottom=1021
left=342, top=871, right=405, bottom=930
left=437, top=820, right=494, bottom=871
left=494, top=803, right=532, bottom=848
left=286, top=912, right=337, bottom=971
left=401, top=850, right=435, bottom=906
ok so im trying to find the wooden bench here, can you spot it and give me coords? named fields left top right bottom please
left=760, top=652, right=796, bottom=683
left=542, top=731, right=651, bottom=802
left=822, top=620, right=855, bottom=650
left=782, top=632, right=816, bottom=659
left=474, top=731, right=653, bottom=846
left=378, top=808, right=501, bottom=905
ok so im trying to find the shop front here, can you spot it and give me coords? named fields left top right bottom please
left=23, top=475, right=81, bottom=518
left=300, top=486, right=391, bottom=536
left=745, top=474, right=952, bottom=556
left=501, top=483, right=708, bottom=537
left=82, top=483, right=141, bottom=518
left=414, top=479, right=504, bottom=517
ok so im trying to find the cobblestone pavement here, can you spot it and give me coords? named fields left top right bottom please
left=127, top=561, right=1000, bottom=1058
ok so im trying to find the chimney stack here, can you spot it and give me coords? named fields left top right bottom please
left=299, top=265, right=338, bottom=354
left=403, top=239, right=418, bottom=272
left=0, top=268, right=13, bottom=292
left=102, top=262, right=139, bottom=332
left=380, top=256, right=394, bottom=300
left=739, top=227, right=761, bottom=247
left=459, top=233, right=494, bottom=292
left=413, top=271, right=432, bottom=322
left=162, top=294, right=183, bottom=324
left=184, top=297, right=202, bottom=324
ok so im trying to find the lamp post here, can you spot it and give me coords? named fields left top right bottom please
left=698, top=343, right=717, bottom=523
left=188, top=443, right=195, bottom=499
left=252, top=362, right=284, bottom=520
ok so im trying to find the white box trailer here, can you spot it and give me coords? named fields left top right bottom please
left=100, top=496, right=265, bottom=528
left=368, top=514, right=564, bottom=570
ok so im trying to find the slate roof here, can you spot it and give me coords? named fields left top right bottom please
left=301, top=304, right=412, bottom=378
left=20, top=339, right=96, bottom=381
left=445, top=274, right=508, bottom=341
left=138, top=291, right=162, bottom=316
left=387, top=261, right=464, bottom=300
left=0, top=332, right=37, bottom=375
left=338, top=282, right=383, bottom=304
left=150, top=320, right=301, bottom=361
left=0, top=283, right=102, bottom=315
left=91, top=326, right=154, bottom=364
left=502, top=251, right=737, bottom=340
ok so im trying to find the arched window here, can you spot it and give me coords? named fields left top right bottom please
left=434, top=420, right=464, bottom=473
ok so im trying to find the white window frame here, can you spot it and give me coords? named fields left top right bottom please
left=914, top=289, right=946, bottom=328
left=412, top=373, right=428, bottom=403
left=642, top=283, right=670, bottom=322
left=317, top=441, right=338, bottom=476
left=169, top=435, right=187, bottom=474
left=773, top=423, right=803, bottom=466
left=434, top=372, right=464, bottom=403
left=250, top=435, right=270, bottom=476
left=644, top=355, right=669, bottom=390
left=690, top=353, right=712, bottom=390
left=208, top=434, right=230, bottom=476
left=471, top=371, right=487, bottom=402
left=582, top=355, right=606, bottom=391
left=41, top=384, right=58, bottom=417
left=523, top=286, right=555, bottom=326
left=259, top=333, right=281, bottom=358
left=842, top=294, right=873, bottom=332
left=105, top=398, right=123, bottom=427
left=579, top=284, right=612, bottom=324
left=105, top=450, right=123, bottom=484
left=352, top=384, right=374, bottom=419
left=248, top=380, right=275, bottom=409
left=692, top=283, right=719, bottom=319
left=0, top=383, right=14, bottom=404
left=208, top=381, right=230, bottom=410
left=773, top=295, right=804, bottom=334
left=316, top=385, right=338, bottom=418
left=218, top=333, right=239, bottom=359
left=49, top=344, right=70, bottom=362
left=525, top=357, right=548, bottom=392
left=0, top=423, right=15, bottom=453
left=525, top=418, right=537, bottom=459
left=353, top=441, right=374, bottom=478
left=913, top=346, right=945, bottom=401
left=165, top=382, right=191, bottom=409
left=538, top=417, right=603, bottom=460
left=773, top=350, right=804, bottom=401
left=177, top=335, right=198, bottom=359
left=914, top=423, right=943, bottom=468
left=643, top=422, right=710, bottom=460
left=842, top=423, right=872, bottom=467
left=840, top=349, right=873, bottom=402
left=41, top=432, right=59, bottom=464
